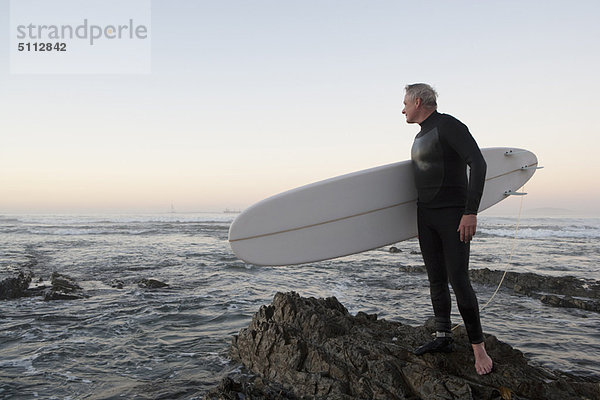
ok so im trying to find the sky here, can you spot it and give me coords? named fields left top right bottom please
left=1, top=0, right=599, bottom=215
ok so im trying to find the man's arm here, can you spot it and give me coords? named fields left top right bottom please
left=443, top=118, right=487, bottom=242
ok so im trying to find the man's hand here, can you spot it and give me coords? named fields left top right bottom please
left=458, top=214, right=477, bottom=243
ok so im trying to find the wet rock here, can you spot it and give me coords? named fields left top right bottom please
left=24, top=280, right=52, bottom=297
left=43, top=272, right=85, bottom=301
left=204, top=375, right=295, bottom=400
left=389, top=246, right=401, bottom=253
left=50, top=272, right=81, bottom=292
left=209, top=292, right=599, bottom=400
left=398, top=265, right=427, bottom=274
left=0, top=269, right=86, bottom=301
left=469, top=268, right=600, bottom=299
left=138, top=278, right=169, bottom=289
left=0, top=270, right=33, bottom=300
left=43, top=291, right=84, bottom=301
left=110, top=279, right=125, bottom=289
left=540, top=294, right=600, bottom=313
left=470, top=268, right=600, bottom=313
left=395, top=265, right=600, bottom=313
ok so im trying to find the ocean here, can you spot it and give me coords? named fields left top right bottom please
left=1, top=213, right=599, bottom=399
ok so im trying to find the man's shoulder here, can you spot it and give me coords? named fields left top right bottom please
left=436, top=112, right=469, bottom=134
left=437, top=112, right=464, bottom=125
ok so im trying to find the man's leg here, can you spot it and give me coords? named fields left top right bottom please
left=417, top=207, right=452, bottom=334
left=414, top=207, right=454, bottom=355
left=438, top=208, right=483, bottom=344
left=438, top=208, right=493, bottom=374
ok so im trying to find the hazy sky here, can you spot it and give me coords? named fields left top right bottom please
left=1, top=1, right=599, bottom=215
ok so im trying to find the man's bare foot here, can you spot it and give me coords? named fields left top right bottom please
left=472, top=342, right=493, bottom=375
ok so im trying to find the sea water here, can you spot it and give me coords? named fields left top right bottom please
left=0, top=213, right=599, bottom=399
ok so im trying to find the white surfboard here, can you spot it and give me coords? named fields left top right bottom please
left=229, top=147, right=539, bottom=266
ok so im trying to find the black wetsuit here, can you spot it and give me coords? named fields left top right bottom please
left=411, top=111, right=487, bottom=344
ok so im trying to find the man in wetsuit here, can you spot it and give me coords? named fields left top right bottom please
left=402, top=83, right=493, bottom=375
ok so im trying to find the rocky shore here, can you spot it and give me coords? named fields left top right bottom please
left=207, top=292, right=599, bottom=400
left=398, top=265, right=600, bottom=313
left=3, top=260, right=599, bottom=399
left=0, top=267, right=169, bottom=301
left=469, top=268, right=600, bottom=313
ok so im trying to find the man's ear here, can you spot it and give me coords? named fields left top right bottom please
left=414, top=97, right=422, bottom=108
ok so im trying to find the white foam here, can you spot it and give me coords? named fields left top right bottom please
left=480, top=226, right=600, bottom=239
left=0, top=354, right=40, bottom=376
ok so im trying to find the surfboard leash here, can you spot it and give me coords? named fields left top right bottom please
left=451, top=184, right=526, bottom=333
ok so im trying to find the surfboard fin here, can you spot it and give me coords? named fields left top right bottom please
left=504, top=150, right=529, bottom=156
left=504, top=190, right=527, bottom=196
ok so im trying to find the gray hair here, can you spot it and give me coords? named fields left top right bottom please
left=405, top=83, right=438, bottom=109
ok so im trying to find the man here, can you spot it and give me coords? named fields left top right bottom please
left=402, top=83, right=493, bottom=375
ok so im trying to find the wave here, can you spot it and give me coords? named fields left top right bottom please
left=4, top=215, right=599, bottom=239
left=478, top=217, right=600, bottom=239
left=0, top=214, right=233, bottom=236
left=0, top=213, right=236, bottom=225
left=25, top=228, right=161, bottom=236
left=0, top=216, right=21, bottom=223
left=479, top=226, right=600, bottom=239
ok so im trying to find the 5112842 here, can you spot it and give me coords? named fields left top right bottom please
left=18, top=42, right=67, bottom=52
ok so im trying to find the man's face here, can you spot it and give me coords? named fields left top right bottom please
left=402, top=94, right=419, bottom=124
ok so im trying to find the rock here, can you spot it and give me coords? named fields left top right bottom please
left=43, top=290, right=84, bottom=301
left=0, top=270, right=33, bottom=300
left=110, top=279, right=125, bottom=289
left=50, top=272, right=81, bottom=292
left=397, top=266, right=600, bottom=313
left=43, top=272, right=85, bottom=301
left=204, top=376, right=295, bottom=400
left=469, top=268, right=600, bottom=299
left=469, top=268, right=600, bottom=313
left=389, top=246, right=401, bottom=253
left=0, top=269, right=86, bottom=301
left=540, top=294, right=600, bottom=313
left=138, top=278, right=169, bottom=289
left=208, top=292, right=600, bottom=400
left=398, top=265, right=427, bottom=274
